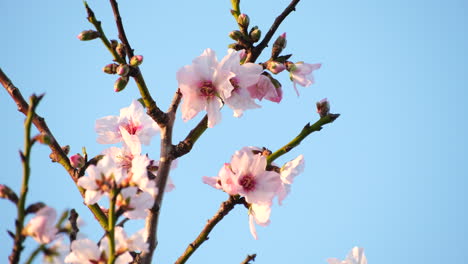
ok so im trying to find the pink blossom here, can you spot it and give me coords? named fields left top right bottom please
left=247, top=75, right=283, bottom=103
left=177, top=48, right=236, bottom=128
left=23, top=206, right=58, bottom=244
left=77, top=155, right=124, bottom=205
left=248, top=203, right=271, bottom=240
left=70, top=153, right=85, bottom=169
left=327, top=247, right=367, bottom=264
left=95, top=100, right=159, bottom=145
left=287, top=62, right=322, bottom=95
left=277, top=155, right=304, bottom=205
left=111, top=227, right=149, bottom=254
left=65, top=237, right=133, bottom=264
left=219, top=49, right=263, bottom=117
left=117, top=186, right=154, bottom=219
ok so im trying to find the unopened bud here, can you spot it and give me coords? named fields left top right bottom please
left=228, top=43, right=244, bottom=51
left=110, top=39, right=118, bottom=49
left=229, top=30, right=243, bottom=41
left=249, top=27, right=261, bottom=43
left=116, top=43, right=126, bottom=59
left=266, top=61, right=286, bottom=74
left=116, top=64, right=130, bottom=76
left=316, top=98, right=330, bottom=118
left=130, top=55, right=144, bottom=66
left=77, top=30, right=100, bottom=41
left=114, top=76, right=129, bottom=92
left=62, top=145, right=70, bottom=156
left=0, top=184, right=18, bottom=204
left=70, top=154, right=85, bottom=169
left=103, top=63, right=119, bottom=74
left=237, top=13, right=250, bottom=28
left=33, top=133, right=51, bottom=145
left=25, top=202, right=46, bottom=215
left=272, top=32, right=287, bottom=59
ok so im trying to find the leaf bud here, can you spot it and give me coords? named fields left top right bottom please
left=116, top=43, right=126, bottom=59
left=0, top=184, right=19, bottom=204
left=77, top=30, right=100, bottom=41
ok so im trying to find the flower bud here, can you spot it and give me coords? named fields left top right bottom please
left=228, top=43, right=244, bottom=51
left=237, top=13, right=250, bottom=28
left=229, top=30, right=243, bottom=41
left=114, top=76, right=129, bottom=92
left=33, top=133, right=51, bottom=145
left=130, top=55, right=144, bottom=66
left=0, top=184, right=18, bottom=204
left=77, top=30, right=100, bottom=41
left=266, top=61, right=286, bottom=74
left=116, top=43, right=126, bottom=59
left=249, top=27, right=261, bottom=43
left=70, top=154, right=85, bottom=169
left=316, top=98, right=330, bottom=118
left=103, top=63, right=118, bottom=74
left=116, top=64, right=130, bottom=76
left=272, top=32, right=287, bottom=59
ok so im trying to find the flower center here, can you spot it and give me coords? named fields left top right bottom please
left=199, top=81, right=216, bottom=97
left=230, top=78, right=240, bottom=93
left=239, top=173, right=256, bottom=192
left=124, top=120, right=141, bottom=135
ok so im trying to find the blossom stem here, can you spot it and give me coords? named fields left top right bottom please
left=0, top=68, right=109, bottom=231
left=83, top=2, right=126, bottom=64
left=174, top=195, right=246, bottom=264
left=267, top=113, right=340, bottom=164
left=8, top=95, right=41, bottom=264
left=107, top=188, right=118, bottom=264
left=246, top=0, right=301, bottom=63
left=24, top=244, right=46, bottom=264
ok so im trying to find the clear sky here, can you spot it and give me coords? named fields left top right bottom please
left=1, top=0, right=468, bottom=263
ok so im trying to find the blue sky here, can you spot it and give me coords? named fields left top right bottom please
left=1, top=0, right=467, bottom=263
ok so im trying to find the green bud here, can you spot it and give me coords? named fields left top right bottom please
left=114, top=76, right=129, bottom=92
left=229, top=30, right=243, bottom=41
left=103, top=63, right=118, bottom=74
left=110, top=39, right=118, bottom=49
left=116, top=64, right=130, bottom=76
left=130, top=55, right=144, bottom=66
left=116, top=43, right=126, bottom=59
left=237, top=13, right=250, bottom=28
left=249, top=27, right=261, bottom=43
left=272, top=33, right=287, bottom=59
left=77, top=30, right=100, bottom=41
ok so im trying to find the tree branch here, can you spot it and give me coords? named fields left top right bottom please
left=240, top=254, right=257, bottom=264
left=246, top=0, right=301, bottom=63
left=172, top=115, right=208, bottom=159
left=267, top=113, right=340, bottom=164
left=174, top=195, right=246, bottom=264
left=0, top=68, right=109, bottom=231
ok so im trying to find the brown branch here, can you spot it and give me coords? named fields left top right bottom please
left=0, top=68, right=109, bottom=230
left=174, top=195, right=246, bottom=264
left=109, top=0, right=134, bottom=59
left=172, top=115, right=208, bottom=159
left=240, top=254, right=257, bottom=264
left=246, top=0, right=301, bottom=63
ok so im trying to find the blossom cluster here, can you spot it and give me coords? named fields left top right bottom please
left=177, top=47, right=321, bottom=128
left=203, top=146, right=304, bottom=239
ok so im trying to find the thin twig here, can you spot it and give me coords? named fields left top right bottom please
left=240, top=254, right=257, bottom=264
left=267, top=113, right=340, bottom=164
left=174, top=196, right=246, bottom=264
left=0, top=68, right=109, bottom=231
left=246, top=0, right=301, bottom=63
left=109, top=0, right=134, bottom=59
left=172, top=115, right=208, bottom=159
